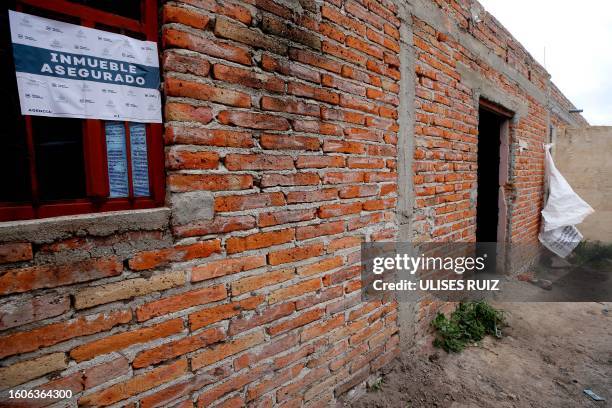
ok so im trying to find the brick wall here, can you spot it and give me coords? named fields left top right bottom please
left=0, top=0, right=585, bottom=406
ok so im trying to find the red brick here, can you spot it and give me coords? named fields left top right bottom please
left=218, top=110, right=290, bottom=130
left=296, top=156, right=344, bottom=170
left=165, top=125, right=254, bottom=148
left=163, top=28, right=251, bottom=66
left=168, top=174, right=253, bottom=192
left=229, top=302, right=296, bottom=336
left=128, top=240, right=221, bottom=271
left=247, top=363, right=304, bottom=402
left=340, top=94, right=378, bottom=114
left=323, top=140, right=366, bottom=154
left=79, top=360, right=187, bottom=407
left=165, top=102, right=213, bottom=125
left=0, top=293, right=70, bottom=330
left=192, top=254, right=265, bottom=282
left=322, top=41, right=367, bottom=66
left=347, top=157, right=385, bottom=169
left=339, top=184, right=378, bottom=198
left=225, top=154, right=294, bottom=170
left=269, top=278, right=321, bottom=304
left=236, top=333, right=298, bottom=370
left=0, top=257, right=122, bottom=295
left=363, top=197, right=396, bottom=211
left=321, top=106, right=366, bottom=124
left=292, top=119, right=343, bottom=136
left=196, top=362, right=271, bottom=407
left=261, top=14, right=321, bottom=49
left=289, top=48, right=341, bottom=74
left=0, top=310, right=131, bottom=359
left=347, top=36, right=383, bottom=59
left=261, top=54, right=321, bottom=84
left=70, top=319, right=184, bottom=362
left=268, top=242, right=325, bottom=265
left=318, top=202, right=362, bottom=218
left=213, top=64, right=285, bottom=92
left=275, top=341, right=318, bottom=370
left=68, top=357, right=126, bottom=391
left=226, top=228, right=295, bottom=254
left=296, top=220, right=344, bottom=240
left=215, top=192, right=286, bottom=212
left=191, top=330, right=265, bottom=369
left=166, top=148, right=219, bottom=170
left=259, top=208, right=317, bottom=227
left=288, top=82, right=339, bottom=104
left=296, top=285, right=344, bottom=310
left=136, top=284, right=227, bottom=321
left=346, top=0, right=385, bottom=29
left=215, top=16, right=287, bottom=55
left=179, top=0, right=252, bottom=25
left=133, top=327, right=225, bottom=368
left=189, top=296, right=263, bottom=331
left=166, top=77, right=250, bottom=108
left=297, top=256, right=344, bottom=276
left=322, top=172, right=365, bottom=184
left=261, top=96, right=320, bottom=117
left=261, top=173, right=320, bottom=187
left=267, top=308, right=323, bottom=336
left=163, top=50, right=210, bottom=77
left=286, top=188, right=339, bottom=204
left=0, top=242, right=32, bottom=264
left=319, top=22, right=346, bottom=43
left=163, top=4, right=209, bottom=29
left=328, top=236, right=363, bottom=252
left=321, top=5, right=366, bottom=36
left=174, top=215, right=256, bottom=238
left=384, top=23, right=400, bottom=40
left=261, top=133, right=320, bottom=151
left=231, top=268, right=295, bottom=296
left=322, top=74, right=367, bottom=96
left=301, top=314, right=344, bottom=342
left=216, top=396, right=245, bottom=408
left=348, top=212, right=386, bottom=230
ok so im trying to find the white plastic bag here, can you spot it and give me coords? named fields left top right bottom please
left=539, top=144, right=594, bottom=258
left=539, top=225, right=583, bottom=258
left=540, top=144, right=594, bottom=232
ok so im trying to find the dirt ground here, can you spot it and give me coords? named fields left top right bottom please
left=354, top=302, right=612, bottom=408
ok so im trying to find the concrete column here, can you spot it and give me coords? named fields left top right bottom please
left=395, top=0, right=419, bottom=350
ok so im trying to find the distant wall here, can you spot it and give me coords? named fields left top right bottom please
left=554, top=127, right=612, bottom=243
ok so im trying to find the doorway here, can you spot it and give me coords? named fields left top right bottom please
left=476, top=101, right=511, bottom=243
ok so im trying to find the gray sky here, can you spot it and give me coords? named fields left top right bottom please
left=478, top=0, right=612, bottom=125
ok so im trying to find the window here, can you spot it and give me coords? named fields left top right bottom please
left=1, top=0, right=163, bottom=222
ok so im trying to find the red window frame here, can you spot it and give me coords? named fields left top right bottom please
left=1, top=0, right=164, bottom=222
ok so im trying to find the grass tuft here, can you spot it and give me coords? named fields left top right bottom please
left=431, top=301, right=505, bottom=353
left=571, top=240, right=612, bottom=267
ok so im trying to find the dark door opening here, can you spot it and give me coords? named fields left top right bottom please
left=476, top=106, right=505, bottom=242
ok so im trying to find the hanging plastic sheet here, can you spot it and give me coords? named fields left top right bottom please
left=539, top=144, right=594, bottom=257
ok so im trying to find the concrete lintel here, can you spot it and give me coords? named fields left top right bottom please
left=0, top=207, right=171, bottom=244
left=550, top=104, right=581, bottom=127
left=456, top=62, right=528, bottom=119
left=408, top=0, right=549, bottom=108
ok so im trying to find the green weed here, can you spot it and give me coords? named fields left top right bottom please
left=431, top=301, right=505, bottom=353
left=368, top=377, right=383, bottom=392
left=571, top=240, right=612, bottom=268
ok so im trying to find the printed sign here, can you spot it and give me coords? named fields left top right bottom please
left=129, top=123, right=150, bottom=197
left=9, top=10, right=161, bottom=123
left=105, top=122, right=129, bottom=198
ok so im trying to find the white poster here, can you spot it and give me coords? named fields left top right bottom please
left=8, top=10, right=162, bottom=123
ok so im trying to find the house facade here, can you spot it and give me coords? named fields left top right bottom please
left=0, top=0, right=586, bottom=406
